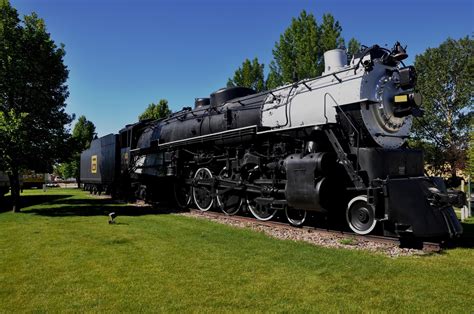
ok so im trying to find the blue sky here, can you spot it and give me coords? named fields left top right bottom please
left=12, top=0, right=473, bottom=136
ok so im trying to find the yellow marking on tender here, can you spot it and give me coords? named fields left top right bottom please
left=91, top=155, right=97, bottom=174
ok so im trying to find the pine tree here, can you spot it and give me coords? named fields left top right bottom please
left=319, top=14, right=344, bottom=53
left=265, top=11, right=345, bottom=89
left=266, top=10, right=320, bottom=89
left=347, top=38, right=361, bottom=59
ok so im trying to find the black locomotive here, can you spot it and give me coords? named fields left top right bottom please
left=81, top=43, right=464, bottom=238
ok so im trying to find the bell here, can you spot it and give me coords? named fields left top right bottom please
left=392, top=42, right=408, bottom=61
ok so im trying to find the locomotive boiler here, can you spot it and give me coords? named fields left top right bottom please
left=81, top=42, right=464, bottom=239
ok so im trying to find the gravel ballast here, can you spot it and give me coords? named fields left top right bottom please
left=178, top=210, right=430, bottom=258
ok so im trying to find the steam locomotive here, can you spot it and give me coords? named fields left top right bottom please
left=81, top=43, right=464, bottom=238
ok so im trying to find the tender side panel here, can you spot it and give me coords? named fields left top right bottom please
left=80, top=134, right=118, bottom=185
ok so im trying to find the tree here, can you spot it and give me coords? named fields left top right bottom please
left=0, top=1, right=73, bottom=212
left=347, top=38, right=361, bottom=59
left=58, top=115, right=96, bottom=185
left=468, top=120, right=474, bottom=178
left=0, top=110, right=28, bottom=208
left=138, top=99, right=171, bottom=121
left=73, top=116, right=96, bottom=150
left=411, top=37, right=473, bottom=178
left=227, top=58, right=265, bottom=92
left=319, top=13, right=344, bottom=55
left=53, top=162, right=75, bottom=180
left=265, top=11, right=345, bottom=89
left=265, top=61, right=283, bottom=91
left=266, top=10, right=320, bottom=89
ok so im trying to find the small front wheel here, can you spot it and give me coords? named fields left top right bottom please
left=285, top=207, right=307, bottom=227
left=346, top=195, right=377, bottom=235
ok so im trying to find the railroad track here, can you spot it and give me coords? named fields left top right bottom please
left=188, top=208, right=442, bottom=253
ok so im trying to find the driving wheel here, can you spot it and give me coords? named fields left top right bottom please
left=216, top=167, right=243, bottom=215
left=192, top=167, right=214, bottom=211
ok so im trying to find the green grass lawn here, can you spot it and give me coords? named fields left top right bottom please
left=0, top=189, right=473, bottom=312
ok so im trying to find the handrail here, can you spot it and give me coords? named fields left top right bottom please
left=164, top=66, right=360, bottom=124
left=323, top=92, right=360, bottom=173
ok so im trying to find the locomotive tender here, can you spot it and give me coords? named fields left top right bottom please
left=81, top=43, right=464, bottom=238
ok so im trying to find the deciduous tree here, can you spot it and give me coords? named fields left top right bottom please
left=467, top=121, right=474, bottom=178
left=138, top=99, right=171, bottom=121
left=227, top=58, right=265, bottom=92
left=411, top=37, right=473, bottom=178
left=58, top=115, right=96, bottom=185
left=0, top=1, right=73, bottom=211
left=73, top=116, right=96, bottom=150
left=53, top=162, right=75, bottom=180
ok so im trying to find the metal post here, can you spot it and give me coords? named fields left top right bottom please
left=461, top=179, right=467, bottom=221
left=468, top=175, right=472, bottom=218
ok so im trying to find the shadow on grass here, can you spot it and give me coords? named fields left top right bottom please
left=0, top=194, right=73, bottom=214
left=1, top=192, right=182, bottom=217
left=25, top=203, right=178, bottom=217
left=441, top=220, right=474, bottom=249
left=461, top=220, right=474, bottom=235
left=23, top=194, right=73, bottom=207
left=452, top=221, right=474, bottom=248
